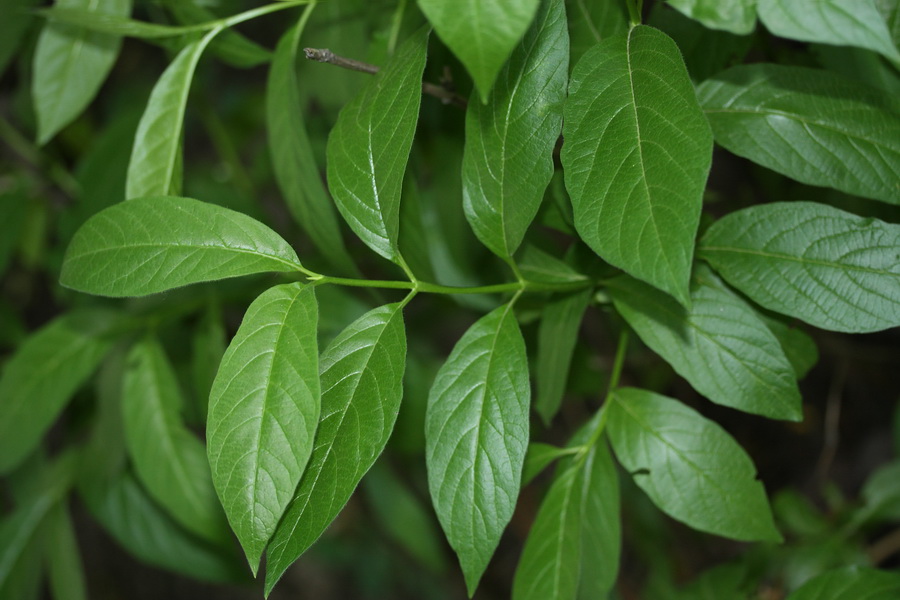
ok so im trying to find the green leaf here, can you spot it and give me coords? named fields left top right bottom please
left=607, top=387, right=782, bottom=542
left=462, top=0, right=568, bottom=259
left=165, top=0, right=271, bottom=68
left=814, top=44, right=900, bottom=96
left=566, top=0, right=629, bottom=66
left=665, top=0, right=757, bottom=35
left=265, top=303, right=407, bottom=595
left=45, top=504, right=87, bottom=600
left=563, top=25, right=713, bottom=307
left=126, top=27, right=220, bottom=199
left=417, top=0, right=540, bottom=102
left=609, top=267, right=802, bottom=421
left=517, top=245, right=589, bottom=284
left=535, top=289, right=591, bottom=424
left=757, top=313, right=819, bottom=379
left=851, top=460, right=900, bottom=526
left=786, top=566, right=900, bottom=600
left=0, top=186, right=28, bottom=277
left=698, top=64, right=900, bottom=206
left=0, top=311, right=114, bottom=474
left=190, top=304, right=226, bottom=424
left=60, top=196, right=303, bottom=297
left=268, top=18, right=355, bottom=274
left=38, top=7, right=206, bottom=38
left=426, top=302, right=530, bottom=595
left=699, top=202, right=900, bottom=333
left=522, top=443, right=572, bottom=486
left=122, top=337, right=228, bottom=544
left=78, top=470, right=244, bottom=583
left=0, top=0, right=40, bottom=77
left=758, top=0, right=900, bottom=63
left=207, top=283, right=320, bottom=574
left=513, top=440, right=619, bottom=600
left=326, top=27, right=429, bottom=265
left=32, top=0, right=131, bottom=145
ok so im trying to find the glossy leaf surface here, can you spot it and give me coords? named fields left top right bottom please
left=208, top=283, right=320, bottom=574
left=462, top=0, right=568, bottom=259
left=426, top=303, right=530, bottom=595
left=0, top=311, right=113, bottom=474
left=787, top=566, right=900, bottom=600
left=607, top=388, right=781, bottom=542
left=122, top=337, right=227, bottom=544
left=665, top=0, right=757, bottom=34
left=326, top=28, right=428, bottom=264
left=126, top=27, right=219, bottom=199
left=60, top=196, right=303, bottom=297
left=563, top=25, right=712, bottom=306
left=698, top=64, right=900, bottom=205
left=608, top=268, right=802, bottom=421
left=268, top=19, right=355, bottom=274
left=33, top=0, right=131, bottom=144
left=535, top=289, right=591, bottom=424
left=418, top=0, right=540, bottom=102
left=758, top=0, right=900, bottom=62
left=700, top=202, right=900, bottom=333
left=265, top=303, right=407, bottom=594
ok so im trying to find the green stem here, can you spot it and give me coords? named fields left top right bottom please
left=387, top=0, right=407, bottom=55
left=308, top=274, right=595, bottom=296
left=626, top=0, right=642, bottom=25
left=579, top=329, right=630, bottom=455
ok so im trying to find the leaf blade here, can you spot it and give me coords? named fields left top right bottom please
left=207, top=283, right=320, bottom=574
left=665, top=0, right=758, bottom=35
left=462, top=0, right=568, bottom=259
left=607, top=387, right=781, bottom=542
left=326, top=27, right=429, bottom=264
left=562, top=25, right=713, bottom=306
left=60, top=196, right=303, bottom=297
left=425, top=303, right=530, bottom=595
left=699, top=201, right=900, bottom=333
left=264, top=303, right=407, bottom=595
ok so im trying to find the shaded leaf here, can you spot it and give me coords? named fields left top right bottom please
left=815, top=45, right=900, bottom=96
left=45, top=503, right=88, bottom=600
left=265, top=303, right=407, bottom=595
left=758, top=0, right=900, bottom=63
left=190, top=303, right=226, bottom=423
left=208, top=283, right=320, bottom=574
left=665, top=0, right=757, bottom=35
left=699, top=201, right=900, bottom=333
left=165, top=0, right=271, bottom=68
left=0, top=0, right=40, bottom=77
left=126, top=27, right=220, bottom=199
left=33, top=0, right=131, bottom=144
left=535, top=289, right=591, bottom=424
left=563, top=25, right=712, bottom=307
left=417, top=0, right=540, bottom=102
left=607, top=388, right=781, bottom=542
left=698, top=64, right=900, bottom=205
left=523, top=443, right=572, bottom=486
left=786, top=566, right=900, bottom=600
left=609, top=267, right=801, bottom=420
left=267, top=17, right=355, bottom=274
left=38, top=7, right=207, bottom=38
left=757, top=313, right=819, bottom=379
left=326, top=27, right=428, bottom=265
left=60, top=196, right=303, bottom=297
left=0, top=311, right=114, bottom=474
left=426, top=303, right=530, bottom=595
left=122, top=337, right=228, bottom=544
left=462, top=0, right=568, bottom=259
left=518, top=245, right=588, bottom=284
left=566, top=0, right=628, bottom=66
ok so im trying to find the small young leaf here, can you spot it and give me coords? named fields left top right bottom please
left=522, top=443, right=571, bottom=486
left=78, top=470, right=244, bottom=583
left=426, top=302, right=530, bottom=595
left=122, top=337, right=228, bottom=545
left=517, top=245, right=588, bottom=284
left=265, top=303, right=407, bottom=595
left=126, top=27, right=220, bottom=199
left=535, top=289, right=591, bottom=424
left=267, top=18, right=356, bottom=274
left=786, top=566, right=900, bottom=600
left=609, top=267, right=802, bottom=421
left=207, top=283, right=320, bottom=574
left=567, top=0, right=629, bottom=66
left=462, top=0, right=568, bottom=259
left=417, top=0, right=540, bottom=102
left=563, top=25, right=713, bottom=307
left=607, top=388, right=781, bottom=542
left=665, top=0, right=758, bottom=35
left=45, top=503, right=88, bottom=600
left=0, top=311, right=114, bottom=475
left=33, top=0, right=131, bottom=144
left=326, top=27, right=429, bottom=265
left=698, top=65, right=900, bottom=206
left=60, top=196, right=303, bottom=297
left=758, top=0, right=900, bottom=63
left=699, top=202, right=900, bottom=333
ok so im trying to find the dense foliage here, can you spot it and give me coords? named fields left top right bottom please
left=1, top=0, right=899, bottom=598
